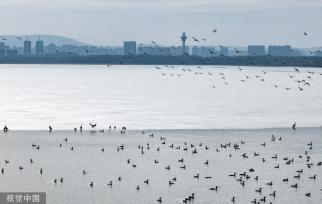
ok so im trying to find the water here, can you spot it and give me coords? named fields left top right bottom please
left=0, top=128, right=321, bottom=204
left=0, top=64, right=322, bottom=130
left=1, top=65, right=322, bottom=203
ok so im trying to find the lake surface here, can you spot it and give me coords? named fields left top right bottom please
left=0, top=128, right=321, bottom=204
left=1, top=65, right=322, bottom=204
left=0, top=64, right=321, bottom=130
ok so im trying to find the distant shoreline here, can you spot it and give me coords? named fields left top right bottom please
left=3, top=126, right=322, bottom=132
left=1, top=55, right=322, bottom=67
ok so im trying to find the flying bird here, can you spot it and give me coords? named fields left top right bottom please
left=234, top=49, right=241, bottom=54
left=89, top=123, right=97, bottom=129
left=192, top=37, right=200, bottom=42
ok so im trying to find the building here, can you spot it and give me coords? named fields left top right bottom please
left=268, top=45, right=293, bottom=56
left=123, top=41, right=136, bottom=55
left=24, top=40, right=32, bottom=55
left=7, top=49, right=18, bottom=56
left=220, top=46, right=229, bottom=56
left=138, top=46, right=158, bottom=55
left=0, top=50, right=5, bottom=56
left=171, top=46, right=188, bottom=56
left=248, top=45, right=266, bottom=56
left=138, top=46, right=169, bottom=56
left=106, top=47, right=123, bottom=55
left=0, top=42, right=5, bottom=56
left=44, top=43, right=59, bottom=54
left=191, top=46, right=200, bottom=56
left=199, top=46, right=216, bottom=57
left=36, top=40, right=44, bottom=55
left=0, top=42, right=5, bottom=50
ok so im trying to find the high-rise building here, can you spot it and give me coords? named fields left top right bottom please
left=123, top=41, right=136, bottom=55
left=200, top=46, right=218, bottom=57
left=0, top=42, right=4, bottom=50
left=0, top=42, right=5, bottom=56
left=220, top=46, right=229, bottom=56
left=24, top=40, right=32, bottom=55
left=36, top=40, right=44, bottom=55
left=268, top=45, right=293, bottom=56
left=248, top=45, right=266, bottom=56
left=191, top=46, right=200, bottom=56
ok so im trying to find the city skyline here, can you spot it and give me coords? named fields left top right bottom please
left=1, top=34, right=321, bottom=49
left=1, top=0, right=322, bottom=47
left=1, top=34, right=318, bottom=56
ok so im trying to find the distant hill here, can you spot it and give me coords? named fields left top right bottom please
left=0, top=35, right=90, bottom=47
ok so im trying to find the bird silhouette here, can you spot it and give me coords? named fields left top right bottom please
left=89, top=123, right=96, bottom=129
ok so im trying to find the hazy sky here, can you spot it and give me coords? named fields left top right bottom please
left=1, top=0, right=322, bottom=47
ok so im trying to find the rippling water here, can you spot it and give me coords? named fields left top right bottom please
left=1, top=64, right=322, bottom=204
left=0, top=128, right=321, bottom=204
left=0, top=64, right=322, bottom=130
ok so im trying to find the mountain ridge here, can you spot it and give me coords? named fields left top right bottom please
left=0, top=34, right=91, bottom=47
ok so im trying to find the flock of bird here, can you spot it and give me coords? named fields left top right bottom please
left=152, top=64, right=322, bottom=92
left=1, top=123, right=321, bottom=203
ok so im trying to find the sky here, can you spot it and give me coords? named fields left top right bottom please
left=1, top=0, right=322, bottom=47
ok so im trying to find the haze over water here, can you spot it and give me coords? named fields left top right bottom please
left=0, top=64, right=322, bottom=130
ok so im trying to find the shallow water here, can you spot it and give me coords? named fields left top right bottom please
left=0, top=128, right=321, bottom=204
left=0, top=64, right=322, bottom=130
